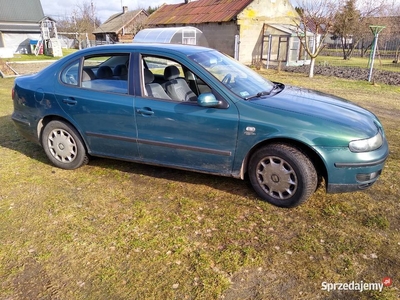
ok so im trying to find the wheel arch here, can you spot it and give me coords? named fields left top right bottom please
left=240, top=138, right=327, bottom=186
left=38, top=115, right=89, bottom=152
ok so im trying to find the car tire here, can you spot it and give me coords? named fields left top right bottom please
left=41, top=120, right=89, bottom=170
left=248, top=144, right=317, bottom=208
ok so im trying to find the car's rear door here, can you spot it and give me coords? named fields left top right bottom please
left=55, top=53, right=139, bottom=160
left=133, top=53, right=239, bottom=175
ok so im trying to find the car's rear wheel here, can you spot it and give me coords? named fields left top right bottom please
left=248, top=144, right=317, bottom=208
left=41, top=120, right=88, bottom=170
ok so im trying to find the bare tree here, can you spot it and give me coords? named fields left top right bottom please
left=293, top=0, right=338, bottom=78
left=57, top=1, right=101, bottom=49
left=333, top=0, right=388, bottom=60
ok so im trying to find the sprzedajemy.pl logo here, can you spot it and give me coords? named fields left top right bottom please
left=321, top=277, right=393, bottom=293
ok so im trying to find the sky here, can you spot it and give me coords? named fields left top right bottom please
left=40, top=0, right=183, bottom=22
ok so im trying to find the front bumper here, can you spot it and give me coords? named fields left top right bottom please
left=314, top=140, right=389, bottom=194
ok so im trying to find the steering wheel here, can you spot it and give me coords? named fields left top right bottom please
left=222, top=73, right=232, bottom=85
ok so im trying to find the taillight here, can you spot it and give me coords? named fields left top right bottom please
left=11, top=87, right=15, bottom=100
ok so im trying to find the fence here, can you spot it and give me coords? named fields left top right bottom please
left=319, top=38, right=400, bottom=73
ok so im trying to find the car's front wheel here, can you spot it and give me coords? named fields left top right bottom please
left=248, top=144, right=317, bottom=208
left=41, top=120, right=88, bottom=170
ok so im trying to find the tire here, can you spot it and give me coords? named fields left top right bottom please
left=248, top=144, right=317, bottom=208
left=41, top=120, right=89, bottom=170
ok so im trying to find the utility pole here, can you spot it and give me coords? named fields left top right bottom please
left=368, top=25, right=385, bottom=82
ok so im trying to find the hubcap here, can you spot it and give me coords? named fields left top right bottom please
left=256, top=156, right=298, bottom=200
left=47, top=129, right=77, bottom=163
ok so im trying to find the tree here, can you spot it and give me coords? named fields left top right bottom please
left=56, top=1, right=101, bottom=48
left=293, top=0, right=338, bottom=78
left=146, top=5, right=160, bottom=15
left=332, top=0, right=387, bottom=60
left=332, top=0, right=360, bottom=60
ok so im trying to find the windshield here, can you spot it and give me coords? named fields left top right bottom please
left=188, top=50, right=275, bottom=99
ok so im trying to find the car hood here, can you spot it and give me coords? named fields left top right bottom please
left=251, top=85, right=379, bottom=138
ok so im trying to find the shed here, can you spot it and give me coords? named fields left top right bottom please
left=262, top=24, right=314, bottom=67
left=93, top=7, right=148, bottom=44
left=133, top=27, right=208, bottom=47
left=0, top=0, right=45, bottom=57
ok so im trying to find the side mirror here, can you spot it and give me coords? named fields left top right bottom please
left=197, top=93, right=219, bottom=108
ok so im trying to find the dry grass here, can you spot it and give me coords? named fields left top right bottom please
left=0, top=72, right=399, bottom=299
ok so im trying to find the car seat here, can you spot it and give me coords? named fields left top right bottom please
left=163, top=65, right=197, bottom=102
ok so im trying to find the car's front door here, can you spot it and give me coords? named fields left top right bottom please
left=55, top=53, right=139, bottom=160
left=134, top=55, right=239, bottom=175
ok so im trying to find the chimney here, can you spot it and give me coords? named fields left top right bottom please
left=123, top=6, right=128, bottom=13
left=184, top=0, right=189, bottom=3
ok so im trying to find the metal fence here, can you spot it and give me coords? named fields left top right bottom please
left=320, top=38, right=400, bottom=73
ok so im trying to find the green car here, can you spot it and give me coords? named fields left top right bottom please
left=11, top=44, right=389, bottom=207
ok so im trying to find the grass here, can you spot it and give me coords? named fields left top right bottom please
left=1, top=71, right=399, bottom=299
left=316, top=55, right=400, bottom=73
left=4, top=48, right=77, bottom=62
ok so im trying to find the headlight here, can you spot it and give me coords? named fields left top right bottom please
left=349, top=131, right=383, bottom=152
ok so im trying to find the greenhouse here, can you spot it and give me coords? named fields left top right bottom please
left=133, top=27, right=208, bottom=47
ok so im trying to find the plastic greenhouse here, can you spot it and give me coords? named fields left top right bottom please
left=133, top=27, right=208, bottom=47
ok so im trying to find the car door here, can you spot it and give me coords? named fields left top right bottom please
left=55, top=53, right=139, bottom=160
left=134, top=54, right=239, bottom=175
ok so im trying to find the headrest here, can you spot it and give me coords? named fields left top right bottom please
left=164, top=65, right=180, bottom=80
left=144, top=69, right=154, bottom=84
left=97, top=66, right=113, bottom=78
left=114, top=64, right=128, bottom=76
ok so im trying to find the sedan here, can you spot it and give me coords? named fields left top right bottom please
left=11, top=44, right=389, bottom=207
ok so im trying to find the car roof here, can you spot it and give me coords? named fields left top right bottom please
left=71, top=43, right=213, bottom=57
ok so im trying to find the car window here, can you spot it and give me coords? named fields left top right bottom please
left=144, top=57, right=184, bottom=77
left=141, top=55, right=211, bottom=102
left=81, top=54, right=130, bottom=94
left=189, top=50, right=275, bottom=99
left=61, top=60, right=79, bottom=86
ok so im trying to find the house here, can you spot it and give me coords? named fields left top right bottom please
left=145, top=0, right=310, bottom=66
left=93, top=7, right=148, bottom=44
left=0, top=0, right=45, bottom=58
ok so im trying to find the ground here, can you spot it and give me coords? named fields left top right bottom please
left=1, top=61, right=54, bottom=76
left=283, top=65, right=400, bottom=86
left=1, top=66, right=399, bottom=299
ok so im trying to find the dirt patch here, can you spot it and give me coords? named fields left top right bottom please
left=0, top=61, right=54, bottom=77
left=0, top=59, right=15, bottom=76
left=282, top=65, right=400, bottom=86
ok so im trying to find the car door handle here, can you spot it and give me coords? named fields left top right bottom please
left=136, top=108, right=154, bottom=116
left=62, top=98, right=77, bottom=106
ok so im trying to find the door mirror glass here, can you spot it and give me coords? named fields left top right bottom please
left=198, top=93, right=219, bottom=107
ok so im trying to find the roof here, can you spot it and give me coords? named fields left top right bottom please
left=134, top=26, right=204, bottom=43
left=0, top=0, right=44, bottom=23
left=93, top=9, right=147, bottom=34
left=0, top=23, right=41, bottom=32
left=267, top=24, right=314, bottom=37
left=146, top=0, right=254, bottom=25
left=49, top=44, right=212, bottom=68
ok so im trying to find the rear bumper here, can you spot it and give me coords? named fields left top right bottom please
left=11, top=112, right=40, bottom=145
